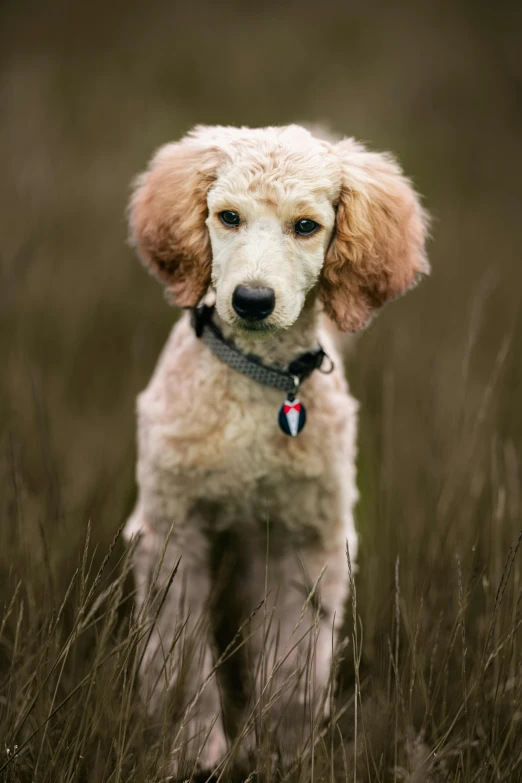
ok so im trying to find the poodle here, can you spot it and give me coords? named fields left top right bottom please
left=124, top=124, right=429, bottom=774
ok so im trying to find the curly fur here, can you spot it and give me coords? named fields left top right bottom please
left=321, top=138, right=430, bottom=331
left=129, top=139, right=225, bottom=306
left=125, top=124, right=429, bottom=773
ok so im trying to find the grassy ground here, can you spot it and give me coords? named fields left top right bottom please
left=1, top=0, right=522, bottom=780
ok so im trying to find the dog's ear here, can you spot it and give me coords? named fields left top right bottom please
left=320, top=139, right=430, bottom=331
left=128, top=136, right=224, bottom=307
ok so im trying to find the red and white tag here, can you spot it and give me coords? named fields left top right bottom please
left=278, top=397, right=307, bottom=436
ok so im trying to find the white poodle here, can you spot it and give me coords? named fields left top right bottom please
left=124, top=124, right=429, bottom=774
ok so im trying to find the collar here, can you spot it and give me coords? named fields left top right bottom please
left=191, top=303, right=333, bottom=396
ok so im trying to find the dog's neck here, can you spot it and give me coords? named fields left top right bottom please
left=213, top=293, right=322, bottom=369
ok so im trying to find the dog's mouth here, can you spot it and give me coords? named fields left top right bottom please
left=234, top=318, right=279, bottom=338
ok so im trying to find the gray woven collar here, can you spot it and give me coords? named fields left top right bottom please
left=191, top=304, right=332, bottom=395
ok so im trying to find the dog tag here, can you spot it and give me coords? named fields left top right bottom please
left=278, top=397, right=307, bottom=436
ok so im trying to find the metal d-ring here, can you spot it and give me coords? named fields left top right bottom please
left=287, top=374, right=300, bottom=402
left=319, top=352, right=335, bottom=375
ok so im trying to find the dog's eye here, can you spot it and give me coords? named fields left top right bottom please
left=295, top=218, right=319, bottom=236
left=219, top=210, right=240, bottom=227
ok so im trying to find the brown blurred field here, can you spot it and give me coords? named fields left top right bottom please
left=1, top=1, right=522, bottom=781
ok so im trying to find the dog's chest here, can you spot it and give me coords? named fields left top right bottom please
left=142, top=376, right=328, bottom=481
left=137, top=322, right=356, bottom=527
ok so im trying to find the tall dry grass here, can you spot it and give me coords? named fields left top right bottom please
left=1, top=0, right=522, bottom=780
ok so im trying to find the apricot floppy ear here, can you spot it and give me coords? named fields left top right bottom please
left=320, top=138, right=430, bottom=331
left=128, top=138, right=224, bottom=307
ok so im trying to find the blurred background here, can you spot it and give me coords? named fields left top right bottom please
left=1, top=0, right=522, bottom=779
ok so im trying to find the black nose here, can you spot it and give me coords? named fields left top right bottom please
left=232, top=285, right=275, bottom=322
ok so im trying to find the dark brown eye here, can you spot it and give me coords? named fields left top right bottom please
left=295, top=218, right=319, bottom=236
left=219, top=210, right=240, bottom=227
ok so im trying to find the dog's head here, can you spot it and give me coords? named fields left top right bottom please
left=129, top=124, right=429, bottom=333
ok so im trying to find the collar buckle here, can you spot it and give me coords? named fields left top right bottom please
left=192, top=303, right=214, bottom=338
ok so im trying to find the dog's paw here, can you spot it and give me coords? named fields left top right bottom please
left=196, top=721, right=229, bottom=772
left=169, top=719, right=228, bottom=779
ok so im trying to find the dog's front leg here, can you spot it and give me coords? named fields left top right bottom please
left=130, top=521, right=228, bottom=774
left=244, top=541, right=350, bottom=764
